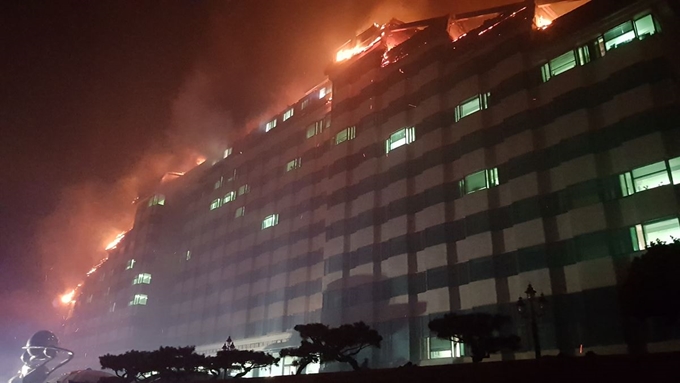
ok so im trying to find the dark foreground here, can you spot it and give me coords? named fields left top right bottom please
left=224, top=353, right=680, bottom=383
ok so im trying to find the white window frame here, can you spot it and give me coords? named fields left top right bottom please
left=283, top=108, right=294, bottom=121
left=265, top=119, right=277, bottom=132
left=631, top=218, right=680, bottom=251
left=459, top=168, right=500, bottom=195
left=133, top=273, right=151, bottom=285
left=126, top=259, right=135, bottom=270
left=619, top=158, right=676, bottom=197
left=223, top=191, right=237, bottom=204
left=262, top=214, right=279, bottom=230
left=385, top=127, right=415, bottom=153
left=223, top=147, right=233, bottom=159
left=210, top=198, right=222, bottom=210
left=235, top=206, right=246, bottom=218
left=286, top=158, right=301, bottom=172
left=238, top=184, right=250, bottom=195
left=455, top=93, right=490, bottom=122
left=130, top=294, right=148, bottom=306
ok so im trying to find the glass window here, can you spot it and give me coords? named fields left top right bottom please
left=669, top=157, right=680, bottom=184
left=185, top=250, right=191, bottom=261
left=429, top=337, right=464, bottom=359
left=334, top=126, right=355, bottom=145
left=148, top=194, right=165, bottom=206
left=604, top=20, right=635, bottom=51
left=632, top=218, right=680, bottom=249
left=265, top=119, right=277, bottom=132
left=455, top=93, right=490, bottom=122
left=319, top=85, right=330, bottom=99
left=460, top=168, right=499, bottom=195
left=223, top=191, right=236, bottom=204
left=223, top=147, right=233, bottom=159
left=631, top=161, right=670, bottom=192
left=286, top=158, right=301, bottom=172
left=210, top=198, right=222, bottom=210
left=577, top=45, right=591, bottom=65
left=301, top=99, right=309, bottom=110
left=551, top=51, right=577, bottom=77
left=130, top=294, right=148, bottom=306
left=619, top=172, right=635, bottom=197
left=283, top=108, right=294, bottom=121
left=126, top=259, right=136, bottom=270
left=238, top=184, right=250, bottom=195
left=262, top=214, right=279, bottom=230
left=307, top=120, right=324, bottom=139
left=385, top=127, right=415, bottom=153
left=132, top=273, right=151, bottom=285
left=235, top=206, right=246, bottom=218
left=634, top=14, right=656, bottom=39
left=464, top=170, right=487, bottom=194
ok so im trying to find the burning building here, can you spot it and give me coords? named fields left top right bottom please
left=62, top=0, right=680, bottom=375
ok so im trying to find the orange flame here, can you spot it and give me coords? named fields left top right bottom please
left=195, top=155, right=206, bottom=165
left=535, top=15, right=553, bottom=29
left=60, top=289, right=76, bottom=305
left=105, top=232, right=126, bottom=251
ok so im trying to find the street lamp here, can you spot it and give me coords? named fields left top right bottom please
left=517, top=284, right=547, bottom=359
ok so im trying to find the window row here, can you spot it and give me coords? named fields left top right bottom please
left=210, top=184, right=250, bottom=210
left=541, top=13, right=658, bottom=82
left=619, top=157, right=680, bottom=196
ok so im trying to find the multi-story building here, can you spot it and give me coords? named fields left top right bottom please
left=63, top=0, right=680, bottom=375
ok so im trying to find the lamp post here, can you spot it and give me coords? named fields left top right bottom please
left=517, top=284, right=547, bottom=359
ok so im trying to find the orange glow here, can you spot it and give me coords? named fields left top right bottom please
left=105, top=232, right=126, bottom=251
left=535, top=15, right=553, bottom=29
left=336, top=35, right=382, bottom=62
left=195, top=155, right=206, bottom=165
left=60, top=289, right=76, bottom=305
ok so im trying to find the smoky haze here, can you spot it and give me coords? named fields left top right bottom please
left=0, top=0, right=523, bottom=374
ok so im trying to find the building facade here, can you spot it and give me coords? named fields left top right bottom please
left=63, top=0, right=680, bottom=374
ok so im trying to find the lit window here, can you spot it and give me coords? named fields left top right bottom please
left=210, top=198, right=222, bottom=210
left=669, top=157, right=680, bottom=184
left=634, top=14, right=657, bottom=39
left=132, top=273, right=151, bottom=285
left=286, top=158, right=302, bottom=172
left=238, top=184, right=250, bottom=195
left=223, top=191, right=236, bottom=204
left=129, top=294, right=148, bottom=306
left=455, top=93, right=490, bottom=122
left=283, top=108, right=294, bottom=121
left=429, top=337, right=465, bottom=359
left=604, top=20, right=636, bottom=51
left=265, top=119, right=277, bottom=132
left=619, top=160, right=671, bottom=196
left=301, top=99, right=309, bottom=110
left=223, top=147, right=233, bottom=159
left=385, top=127, right=415, bottom=153
left=227, top=168, right=237, bottom=182
left=319, top=85, right=331, bottom=99
left=631, top=218, right=680, bottom=251
left=334, top=126, right=356, bottom=145
left=185, top=250, right=191, bottom=261
left=235, top=206, right=246, bottom=218
left=262, top=214, right=279, bottom=230
left=214, top=177, right=223, bottom=190
left=459, top=168, right=499, bottom=195
left=126, top=259, right=136, bottom=270
left=306, top=120, right=325, bottom=139
left=148, top=194, right=165, bottom=207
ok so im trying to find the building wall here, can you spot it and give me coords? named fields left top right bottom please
left=64, top=0, right=680, bottom=371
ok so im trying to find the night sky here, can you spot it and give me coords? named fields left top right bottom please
left=0, top=0, right=510, bottom=373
